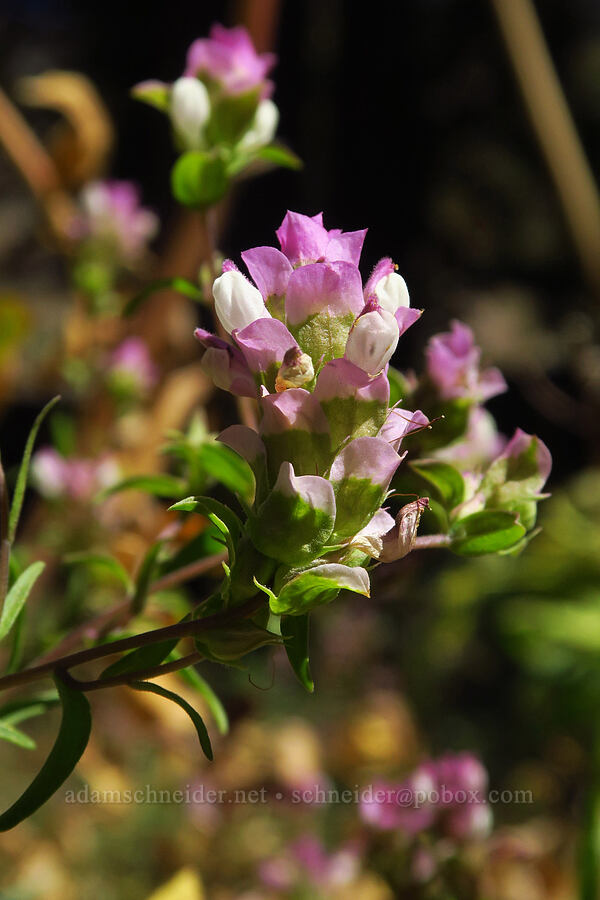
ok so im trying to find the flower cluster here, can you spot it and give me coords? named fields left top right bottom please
left=360, top=753, right=492, bottom=841
left=70, top=180, right=158, bottom=304
left=134, top=24, right=280, bottom=169
left=194, top=210, right=433, bottom=615
left=192, top=210, right=551, bottom=618
left=32, top=448, right=119, bottom=503
left=72, top=180, right=158, bottom=265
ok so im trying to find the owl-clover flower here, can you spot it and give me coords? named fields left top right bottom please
left=193, top=211, right=438, bottom=616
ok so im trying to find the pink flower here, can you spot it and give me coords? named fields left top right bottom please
left=276, top=210, right=366, bottom=267
left=426, top=320, right=507, bottom=402
left=185, top=24, right=276, bottom=97
left=360, top=753, right=492, bottom=842
left=32, top=448, right=119, bottom=503
left=108, top=337, right=158, bottom=393
left=74, top=180, right=158, bottom=263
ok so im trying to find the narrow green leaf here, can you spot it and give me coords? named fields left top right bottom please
left=169, top=496, right=242, bottom=564
left=0, top=561, right=45, bottom=643
left=197, top=443, right=254, bottom=499
left=281, top=614, right=314, bottom=693
left=6, top=607, right=26, bottom=674
left=100, top=639, right=177, bottom=680
left=130, top=681, right=213, bottom=760
left=131, top=542, right=163, bottom=615
left=177, top=666, right=229, bottom=735
left=0, top=675, right=92, bottom=832
left=8, top=396, right=60, bottom=542
left=97, top=474, right=187, bottom=501
left=123, top=277, right=203, bottom=317
left=65, top=552, right=133, bottom=592
left=450, top=510, right=526, bottom=556
left=256, top=143, right=303, bottom=170
left=0, top=721, right=36, bottom=750
left=0, top=691, right=59, bottom=722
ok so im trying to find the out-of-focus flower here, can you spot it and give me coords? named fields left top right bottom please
left=32, top=448, right=119, bottom=502
left=133, top=24, right=282, bottom=164
left=185, top=24, right=276, bottom=97
left=72, top=180, right=158, bottom=264
left=107, top=337, right=158, bottom=396
left=360, top=752, right=493, bottom=842
left=259, top=835, right=362, bottom=893
left=426, top=320, right=507, bottom=403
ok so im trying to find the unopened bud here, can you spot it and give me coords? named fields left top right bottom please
left=379, top=497, right=429, bottom=562
left=171, top=77, right=210, bottom=150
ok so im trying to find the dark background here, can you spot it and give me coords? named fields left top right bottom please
left=1, top=0, right=599, bottom=481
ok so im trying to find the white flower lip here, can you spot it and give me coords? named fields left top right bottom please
left=344, top=309, right=399, bottom=376
left=374, top=271, right=410, bottom=313
left=212, top=270, right=271, bottom=334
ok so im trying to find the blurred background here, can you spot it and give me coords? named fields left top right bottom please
left=1, top=0, right=600, bottom=898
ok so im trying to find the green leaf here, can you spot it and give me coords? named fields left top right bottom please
left=255, top=143, right=302, bottom=170
left=271, top=564, right=370, bottom=616
left=97, top=474, right=188, bottom=501
left=0, top=721, right=36, bottom=750
left=418, top=398, right=470, bottom=452
left=450, top=510, right=526, bottom=556
left=410, top=461, right=465, bottom=511
left=131, top=80, right=170, bottom=112
left=177, top=666, right=229, bottom=735
left=281, top=614, right=314, bottom=693
left=0, top=561, right=45, bottom=643
left=0, top=675, right=92, bottom=832
left=64, top=553, right=133, bottom=592
left=171, top=152, right=228, bottom=209
left=207, top=89, right=260, bottom=145
left=8, top=396, right=60, bottom=542
left=0, top=690, right=59, bottom=722
left=100, top=638, right=177, bottom=680
left=169, top=496, right=242, bottom=564
left=131, top=542, right=163, bottom=614
left=123, top=277, right=203, bottom=317
left=197, top=443, right=254, bottom=500
left=130, top=681, right=213, bottom=760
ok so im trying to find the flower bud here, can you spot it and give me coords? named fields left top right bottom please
left=379, top=497, right=429, bottom=562
left=212, top=270, right=271, bottom=334
left=170, top=77, right=210, bottom=150
left=344, top=304, right=399, bottom=376
left=238, top=99, right=279, bottom=151
left=276, top=346, right=315, bottom=391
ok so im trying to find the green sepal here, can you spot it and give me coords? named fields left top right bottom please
left=269, top=563, right=370, bottom=616
left=410, top=460, right=465, bottom=511
left=206, top=88, right=260, bottom=145
left=171, top=151, right=228, bottom=209
left=195, top=619, right=280, bottom=662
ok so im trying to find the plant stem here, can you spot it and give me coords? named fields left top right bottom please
left=30, top=551, right=228, bottom=667
left=413, top=534, right=452, bottom=550
left=60, top=651, right=203, bottom=693
left=0, top=595, right=264, bottom=694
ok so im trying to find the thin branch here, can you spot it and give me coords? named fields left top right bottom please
left=30, top=551, right=228, bottom=667
left=490, top=0, right=600, bottom=293
left=0, top=595, right=263, bottom=694
left=60, top=651, right=203, bottom=693
left=413, top=534, right=452, bottom=550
